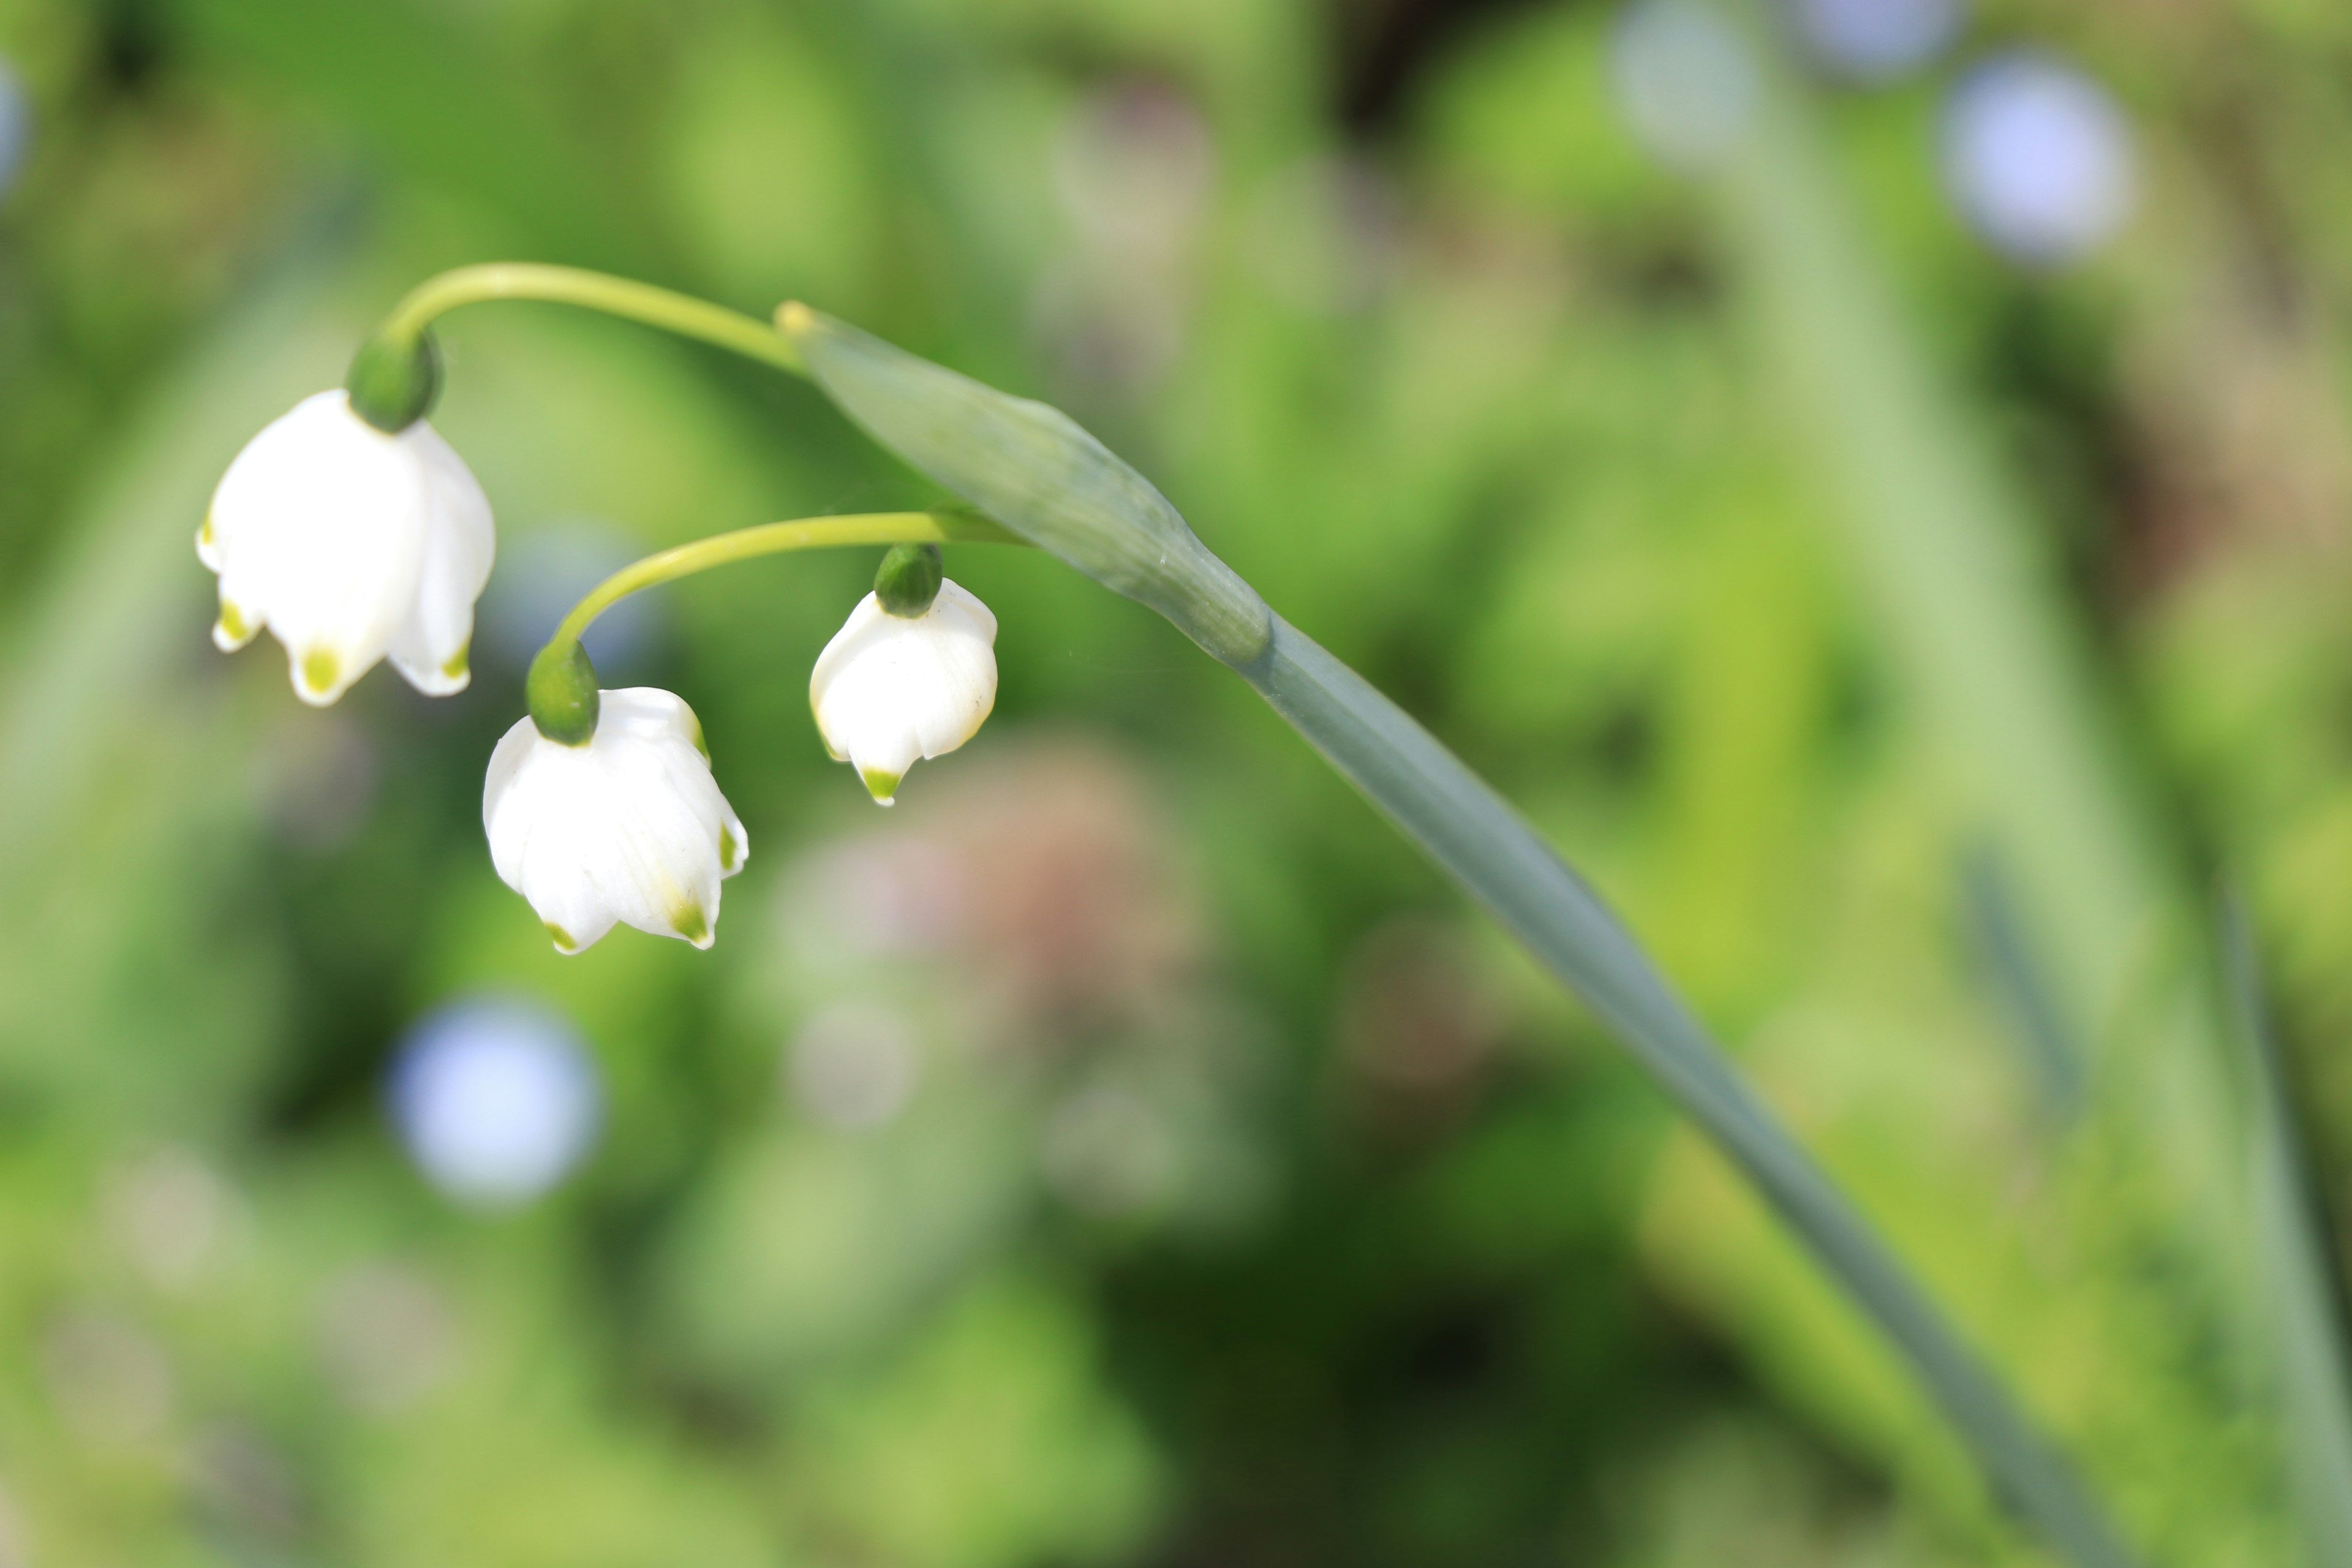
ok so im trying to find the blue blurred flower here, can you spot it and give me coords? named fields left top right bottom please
left=1790, top=0, right=1962, bottom=83
left=388, top=997, right=601, bottom=1208
left=0, top=58, right=28, bottom=200
left=1943, top=52, right=2136, bottom=266
left=475, top=521, right=666, bottom=678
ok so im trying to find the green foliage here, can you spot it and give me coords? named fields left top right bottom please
left=3, top=0, right=2352, bottom=1564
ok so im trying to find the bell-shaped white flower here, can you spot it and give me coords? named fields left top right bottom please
left=809, top=579, right=997, bottom=804
left=202, top=390, right=493, bottom=705
left=482, top=687, right=748, bottom=954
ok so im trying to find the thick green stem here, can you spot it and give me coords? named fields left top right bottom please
left=540, top=510, right=1022, bottom=660
left=1235, top=616, right=2140, bottom=1568
left=374, top=263, right=810, bottom=379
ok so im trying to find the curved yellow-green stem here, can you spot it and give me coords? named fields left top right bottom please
left=379, top=263, right=809, bottom=379
left=546, top=510, right=1024, bottom=653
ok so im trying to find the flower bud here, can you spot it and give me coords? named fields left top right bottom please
left=810, top=579, right=997, bottom=804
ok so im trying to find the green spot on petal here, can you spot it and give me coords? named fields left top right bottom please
left=440, top=641, right=470, bottom=680
left=216, top=602, right=249, bottom=642
left=687, top=711, right=709, bottom=762
left=671, top=903, right=712, bottom=947
left=545, top=922, right=578, bottom=953
left=718, top=824, right=738, bottom=872
left=860, top=767, right=902, bottom=806
left=197, top=512, right=216, bottom=550
left=301, top=647, right=340, bottom=697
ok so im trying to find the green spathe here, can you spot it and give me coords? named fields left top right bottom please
left=778, top=303, right=1270, bottom=668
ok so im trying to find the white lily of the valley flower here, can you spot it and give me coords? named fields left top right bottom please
left=809, top=579, right=997, bottom=804
left=202, top=390, right=493, bottom=705
left=482, top=688, right=748, bottom=954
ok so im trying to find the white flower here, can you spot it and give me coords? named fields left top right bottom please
left=482, top=688, right=748, bottom=954
left=202, top=390, right=494, bottom=705
left=809, top=579, right=997, bottom=805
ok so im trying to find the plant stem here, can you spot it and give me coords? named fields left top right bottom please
left=543, top=510, right=1023, bottom=654
left=1238, top=615, right=2141, bottom=1568
left=377, top=263, right=810, bottom=378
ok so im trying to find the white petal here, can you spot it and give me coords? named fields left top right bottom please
left=481, top=691, right=744, bottom=954
left=205, top=391, right=431, bottom=705
left=386, top=423, right=496, bottom=696
left=809, top=580, right=998, bottom=802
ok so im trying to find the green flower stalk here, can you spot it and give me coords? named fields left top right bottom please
left=772, top=295, right=2139, bottom=1568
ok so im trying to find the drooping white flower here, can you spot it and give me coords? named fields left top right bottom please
left=202, top=390, right=493, bottom=705
left=809, top=579, right=997, bottom=805
left=482, top=687, right=747, bottom=954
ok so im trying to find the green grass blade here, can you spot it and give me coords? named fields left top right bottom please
left=775, top=296, right=2141, bottom=1568
left=2222, top=899, right=2352, bottom=1567
left=1244, top=617, right=2140, bottom=1568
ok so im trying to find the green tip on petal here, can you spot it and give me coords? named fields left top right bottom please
left=440, top=641, right=470, bottom=681
left=197, top=513, right=216, bottom=551
left=545, top=922, right=579, bottom=954
left=687, top=710, right=709, bottom=762
left=215, top=602, right=251, bottom=645
left=301, top=647, right=340, bottom=697
left=718, top=824, right=739, bottom=872
left=860, top=767, right=902, bottom=806
left=670, top=903, right=713, bottom=948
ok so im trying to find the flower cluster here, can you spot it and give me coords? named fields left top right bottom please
left=204, top=388, right=999, bottom=953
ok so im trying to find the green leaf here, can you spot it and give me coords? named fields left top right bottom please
left=2222, top=899, right=2352, bottom=1568
left=784, top=299, right=2143, bottom=1568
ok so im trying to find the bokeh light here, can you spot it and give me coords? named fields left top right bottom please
left=1942, top=51, right=2136, bottom=266
left=1611, top=0, right=1759, bottom=172
left=474, top=521, right=666, bottom=678
left=786, top=1000, right=922, bottom=1131
left=0, top=59, right=27, bottom=202
left=1788, top=0, right=1963, bottom=83
left=386, top=997, right=602, bottom=1209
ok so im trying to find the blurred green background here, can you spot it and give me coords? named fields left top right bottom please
left=2, top=0, right=2349, bottom=1562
